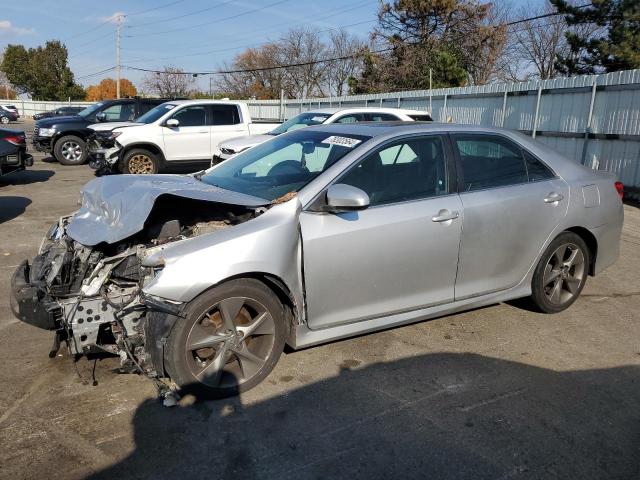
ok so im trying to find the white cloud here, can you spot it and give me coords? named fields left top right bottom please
left=100, top=12, right=126, bottom=24
left=0, top=20, right=34, bottom=36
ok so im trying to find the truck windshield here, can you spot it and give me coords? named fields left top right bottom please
left=200, top=129, right=371, bottom=201
left=77, top=103, right=103, bottom=118
left=269, top=112, right=332, bottom=135
left=135, top=103, right=177, bottom=123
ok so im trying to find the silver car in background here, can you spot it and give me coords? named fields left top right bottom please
left=11, top=123, right=623, bottom=398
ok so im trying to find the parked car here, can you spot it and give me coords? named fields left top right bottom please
left=0, top=128, right=33, bottom=176
left=213, top=107, right=433, bottom=163
left=32, top=98, right=172, bottom=165
left=11, top=122, right=623, bottom=399
left=0, top=105, right=19, bottom=124
left=87, top=100, right=280, bottom=175
left=33, top=106, right=86, bottom=121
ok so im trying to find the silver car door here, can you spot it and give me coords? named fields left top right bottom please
left=300, top=134, right=463, bottom=330
left=451, top=133, right=570, bottom=299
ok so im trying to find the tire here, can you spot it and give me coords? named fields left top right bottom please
left=0, top=116, right=9, bottom=124
left=121, top=148, right=159, bottom=174
left=54, top=135, right=88, bottom=165
left=530, top=231, right=590, bottom=313
left=165, top=279, right=285, bottom=399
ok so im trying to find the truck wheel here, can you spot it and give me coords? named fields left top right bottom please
left=165, top=279, right=285, bottom=399
left=121, top=149, right=159, bottom=174
left=54, top=135, right=88, bottom=165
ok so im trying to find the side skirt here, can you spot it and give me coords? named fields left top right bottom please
left=289, top=283, right=531, bottom=350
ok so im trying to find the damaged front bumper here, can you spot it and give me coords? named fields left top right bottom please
left=10, top=260, right=61, bottom=330
left=88, top=133, right=122, bottom=172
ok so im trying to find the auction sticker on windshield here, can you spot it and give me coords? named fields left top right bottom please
left=322, top=136, right=362, bottom=148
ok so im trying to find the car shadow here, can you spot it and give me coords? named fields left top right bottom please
left=0, top=196, right=32, bottom=223
left=40, top=155, right=58, bottom=164
left=87, top=353, right=640, bottom=480
left=0, top=169, right=55, bottom=186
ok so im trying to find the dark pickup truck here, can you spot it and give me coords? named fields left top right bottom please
left=32, top=98, right=170, bottom=165
left=0, top=128, right=33, bottom=176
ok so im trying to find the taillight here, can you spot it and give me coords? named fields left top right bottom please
left=614, top=181, right=624, bottom=200
left=4, top=135, right=25, bottom=145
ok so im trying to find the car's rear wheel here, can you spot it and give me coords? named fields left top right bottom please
left=530, top=232, right=589, bottom=313
left=165, top=279, right=285, bottom=399
left=54, top=135, right=88, bottom=165
left=121, top=149, right=159, bottom=174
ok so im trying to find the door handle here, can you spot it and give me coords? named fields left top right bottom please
left=544, top=192, right=565, bottom=203
left=432, top=209, right=460, bottom=223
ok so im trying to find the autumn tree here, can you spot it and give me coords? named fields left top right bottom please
left=141, top=66, right=195, bottom=98
left=550, top=0, right=640, bottom=74
left=86, top=78, right=137, bottom=100
left=1, top=41, right=85, bottom=100
left=350, top=0, right=508, bottom=93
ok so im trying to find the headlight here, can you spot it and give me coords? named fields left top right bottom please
left=38, top=128, right=56, bottom=137
left=110, top=131, right=122, bottom=140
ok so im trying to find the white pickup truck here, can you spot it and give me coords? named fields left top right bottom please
left=88, top=100, right=279, bottom=174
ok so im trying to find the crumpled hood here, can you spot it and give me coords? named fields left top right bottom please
left=89, top=122, right=141, bottom=132
left=66, top=174, right=269, bottom=246
left=219, top=134, right=273, bottom=152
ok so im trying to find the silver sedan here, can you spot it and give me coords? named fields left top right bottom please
left=12, top=123, right=624, bottom=398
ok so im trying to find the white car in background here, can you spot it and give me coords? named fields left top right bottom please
left=213, top=107, right=432, bottom=163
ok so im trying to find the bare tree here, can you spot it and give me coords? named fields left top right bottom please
left=142, top=66, right=196, bottom=98
left=279, top=27, right=328, bottom=98
left=325, top=30, right=366, bottom=96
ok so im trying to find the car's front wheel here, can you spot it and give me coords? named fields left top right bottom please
left=530, top=232, right=589, bottom=313
left=54, top=135, right=88, bottom=165
left=164, top=279, right=285, bottom=399
left=0, top=116, right=9, bottom=124
left=121, top=149, right=159, bottom=174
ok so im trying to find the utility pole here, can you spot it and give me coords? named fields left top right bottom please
left=116, top=15, right=123, bottom=99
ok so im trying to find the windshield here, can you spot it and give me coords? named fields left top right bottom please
left=77, top=102, right=103, bottom=118
left=269, top=112, right=332, bottom=135
left=135, top=103, right=177, bottom=123
left=201, top=129, right=371, bottom=201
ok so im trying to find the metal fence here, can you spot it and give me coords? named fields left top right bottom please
left=245, top=70, right=640, bottom=189
left=3, top=100, right=92, bottom=118
left=3, top=70, right=640, bottom=188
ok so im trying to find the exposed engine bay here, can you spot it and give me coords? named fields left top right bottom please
left=11, top=196, right=265, bottom=383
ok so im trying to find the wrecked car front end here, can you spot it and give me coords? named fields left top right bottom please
left=87, top=129, right=124, bottom=174
left=10, top=174, right=276, bottom=380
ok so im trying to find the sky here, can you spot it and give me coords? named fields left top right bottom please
left=1, top=0, right=535, bottom=93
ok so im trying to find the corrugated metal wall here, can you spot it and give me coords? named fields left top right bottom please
left=246, top=69, right=640, bottom=187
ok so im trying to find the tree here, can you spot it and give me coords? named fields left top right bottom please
left=350, top=0, right=507, bottom=93
left=550, top=0, right=640, bottom=74
left=1, top=41, right=85, bottom=100
left=141, top=66, right=196, bottom=98
left=326, top=30, right=366, bottom=96
left=86, top=78, right=137, bottom=100
left=218, top=27, right=365, bottom=99
left=0, top=69, right=17, bottom=99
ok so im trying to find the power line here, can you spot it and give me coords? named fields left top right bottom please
left=75, top=66, right=116, bottom=80
left=126, top=0, right=235, bottom=29
left=124, top=0, right=292, bottom=38
left=127, top=0, right=187, bottom=17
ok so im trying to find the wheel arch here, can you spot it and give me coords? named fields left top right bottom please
left=564, top=226, right=598, bottom=276
left=52, top=131, right=87, bottom=146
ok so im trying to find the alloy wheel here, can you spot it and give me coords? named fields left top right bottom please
left=128, top=154, right=154, bottom=174
left=0, top=116, right=8, bottom=124
left=184, top=296, right=276, bottom=388
left=61, top=141, right=82, bottom=162
left=542, top=243, right=586, bottom=306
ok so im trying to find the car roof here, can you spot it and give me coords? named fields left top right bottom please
left=164, top=99, right=241, bottom=106
left=303, top=121, right=513, bottom=136
left=300, top=107, right=430, bottom=115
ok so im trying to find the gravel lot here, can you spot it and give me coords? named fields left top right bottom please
left=1, top=119, right=639, bottom=480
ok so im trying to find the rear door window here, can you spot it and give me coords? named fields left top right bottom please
left=366, top=113, right=401, bottom=122
left=209, top=104, right=241, bottom=125
left=453, top=135, right=529, bottom=191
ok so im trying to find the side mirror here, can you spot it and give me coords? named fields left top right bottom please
left=326, top=184, right=370, bottom=212
left=165, top=118, right=179, bottom=128
left=95, top=112, right=107, bottom=122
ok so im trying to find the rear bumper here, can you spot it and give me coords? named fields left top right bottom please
left=10, top=260, right=60, bottom=330
left=0, top=151, right=33, bottom=174
left=590, top=208, right=624, bottom=275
